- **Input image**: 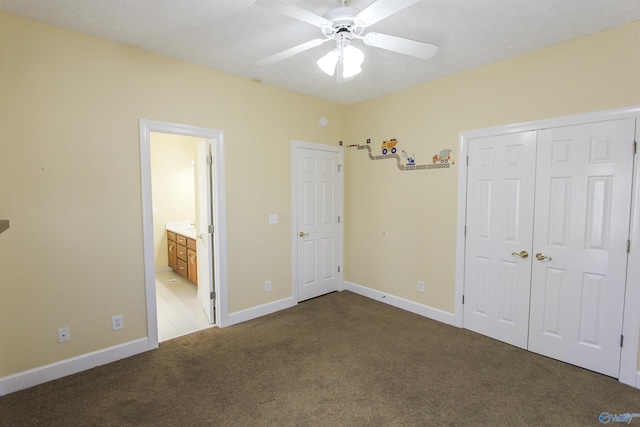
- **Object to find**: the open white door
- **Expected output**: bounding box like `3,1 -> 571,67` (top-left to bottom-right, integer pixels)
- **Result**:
195,139 -> 215,324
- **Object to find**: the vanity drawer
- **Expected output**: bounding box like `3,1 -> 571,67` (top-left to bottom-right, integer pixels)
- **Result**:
176,244 -> 187,261
187,238 -> 197,251
176,258 -> 188,277
167,231 -> 177,242
176,234 -> 187,246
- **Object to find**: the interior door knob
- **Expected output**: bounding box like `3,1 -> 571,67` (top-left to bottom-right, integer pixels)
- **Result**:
535,253 -> 552,261
299,232 -> 309,237
511,250 -> 529,259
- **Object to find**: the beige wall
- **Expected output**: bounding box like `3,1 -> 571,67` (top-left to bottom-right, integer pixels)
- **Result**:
149,133 -> 198,271
0,11 -> 346,377
1,9 -> 638,380
344,21 -> 640,365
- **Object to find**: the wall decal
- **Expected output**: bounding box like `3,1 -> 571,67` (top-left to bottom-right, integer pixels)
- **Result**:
348,139 -> 454,171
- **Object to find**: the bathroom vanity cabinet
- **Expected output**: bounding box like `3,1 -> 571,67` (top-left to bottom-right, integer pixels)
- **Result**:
167,230 -> 197,285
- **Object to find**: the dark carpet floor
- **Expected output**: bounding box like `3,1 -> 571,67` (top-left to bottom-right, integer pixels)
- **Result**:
1,291 -> 639,426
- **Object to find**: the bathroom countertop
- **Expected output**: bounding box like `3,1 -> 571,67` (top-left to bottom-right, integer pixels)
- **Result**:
166,221 -> 196,240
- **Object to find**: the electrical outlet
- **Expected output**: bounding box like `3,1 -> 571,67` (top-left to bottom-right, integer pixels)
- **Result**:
265,280 -> 272,292
112,315 -> 124,331
57,327 -> 70,343
418,281 -> 425,292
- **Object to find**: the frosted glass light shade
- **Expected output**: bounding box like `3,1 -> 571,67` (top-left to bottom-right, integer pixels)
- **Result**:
317,49 -> 340,76
342,45 -> 364,79
316,45 -> 364,79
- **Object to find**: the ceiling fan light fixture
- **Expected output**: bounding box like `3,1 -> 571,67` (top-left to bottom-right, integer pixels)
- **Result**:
317,44 -> 364,79
317,48 -> 340,76
341,44 -> 364,79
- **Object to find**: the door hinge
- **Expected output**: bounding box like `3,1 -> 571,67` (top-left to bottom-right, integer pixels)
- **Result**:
620,334 -> 624,347
633,141 -> 637,155
462,295 -> 465,305
338,164 -> 342,172
464,226 -> 467,237
466,156 -> 469,166
206,155 -> 213,165
208,225 -> 214,233
338,266 -> 341,273
210,291 -> 215,301
627,240 -> 631,253
338,216 -> 341,223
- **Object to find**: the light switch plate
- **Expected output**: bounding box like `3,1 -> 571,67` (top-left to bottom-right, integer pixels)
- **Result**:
269,214 -> 278,224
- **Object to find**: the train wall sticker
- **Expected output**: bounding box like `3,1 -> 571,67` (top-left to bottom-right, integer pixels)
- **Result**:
347,138 -> 454,171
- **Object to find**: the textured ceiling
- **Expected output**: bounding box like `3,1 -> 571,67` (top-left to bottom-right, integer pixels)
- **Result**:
1,0 -> 639,105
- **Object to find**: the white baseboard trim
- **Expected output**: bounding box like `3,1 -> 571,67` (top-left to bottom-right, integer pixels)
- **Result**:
224,297 -> 296,328
0,338 -> 150,397
343,281 -> 457,327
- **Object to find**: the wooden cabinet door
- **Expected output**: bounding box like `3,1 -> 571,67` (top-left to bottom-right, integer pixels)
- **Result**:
188,249 -> 198,285
168,240 -> 177,271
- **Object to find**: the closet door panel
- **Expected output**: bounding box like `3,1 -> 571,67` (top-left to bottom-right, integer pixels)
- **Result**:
463,131 -> 537,349
528,119 -> 635,377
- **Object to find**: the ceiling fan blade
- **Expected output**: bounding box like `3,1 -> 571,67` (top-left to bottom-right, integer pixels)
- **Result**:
258,38 -> 330,66
254,0 -> 330,28
355,0 -> 423,27
363,32 -> 438,59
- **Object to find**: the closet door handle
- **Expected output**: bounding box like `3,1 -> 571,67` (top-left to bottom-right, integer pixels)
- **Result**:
535,253 -> 552,261
511,250 -> 529,259
299,232 -> 309,237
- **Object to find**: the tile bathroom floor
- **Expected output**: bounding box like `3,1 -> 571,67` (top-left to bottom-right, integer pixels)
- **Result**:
156,270 -> 214,342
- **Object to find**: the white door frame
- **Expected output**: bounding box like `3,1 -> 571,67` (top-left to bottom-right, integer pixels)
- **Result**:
455,106 -> 640,388
291,140 -> 344,302
195,139 -> 216,323
139,119 -> 229,350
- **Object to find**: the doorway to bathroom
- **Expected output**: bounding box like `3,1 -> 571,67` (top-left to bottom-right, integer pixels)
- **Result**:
140,119 -> 228,348
150,132 -> 213,341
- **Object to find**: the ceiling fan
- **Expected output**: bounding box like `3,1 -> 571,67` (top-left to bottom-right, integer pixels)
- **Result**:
255,0 -> 438,81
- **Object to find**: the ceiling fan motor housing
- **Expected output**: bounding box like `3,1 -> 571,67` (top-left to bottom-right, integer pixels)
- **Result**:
322,6 -> 364,39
